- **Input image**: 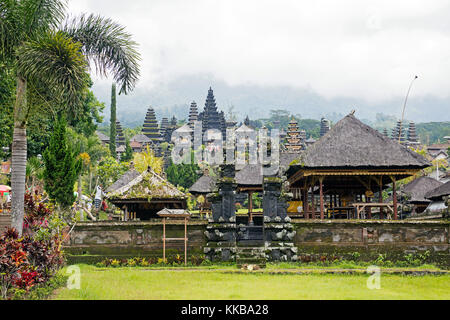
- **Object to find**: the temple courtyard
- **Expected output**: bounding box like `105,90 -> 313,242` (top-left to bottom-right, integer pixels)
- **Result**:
52,265 -> 450,300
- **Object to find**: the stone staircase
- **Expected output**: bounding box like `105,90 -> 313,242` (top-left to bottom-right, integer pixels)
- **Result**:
236,225 -> 266,268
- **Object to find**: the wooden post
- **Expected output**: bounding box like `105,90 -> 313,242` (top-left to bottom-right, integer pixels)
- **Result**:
392,177 -> 398,220
184,217 -> 187,266
163,217 -> 166,262
319,177 -> 324,220
379,178 -> 384,220
311,183 -> 316,219
305,187 -> 309,220
248,191 -> 253,224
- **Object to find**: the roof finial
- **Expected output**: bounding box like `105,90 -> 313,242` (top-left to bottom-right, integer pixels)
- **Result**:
350,110 -> 356,115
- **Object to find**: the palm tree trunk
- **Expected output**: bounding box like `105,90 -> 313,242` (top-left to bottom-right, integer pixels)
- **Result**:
10,77 -> 28,236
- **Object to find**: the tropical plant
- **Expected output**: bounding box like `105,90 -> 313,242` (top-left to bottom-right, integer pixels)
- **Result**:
133,145 -> 163,174
0,0 -> 140,235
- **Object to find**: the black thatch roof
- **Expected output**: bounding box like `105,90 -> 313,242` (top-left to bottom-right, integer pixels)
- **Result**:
425,181 -> 450,200
236,164 -> 263,186
189,175 -> 216,194
106,168 -> 186,201
291,114 -> 430,169
401,176 -> 443,203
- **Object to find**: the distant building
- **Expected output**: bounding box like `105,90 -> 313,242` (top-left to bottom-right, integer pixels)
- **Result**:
188,102 -> 199,129
116,120 -> 126,147
96,131 -> 110,146
319,118 -> 330,137
198,87 -> 227,140
285,117 -> 304,152
142,107 -> 162,144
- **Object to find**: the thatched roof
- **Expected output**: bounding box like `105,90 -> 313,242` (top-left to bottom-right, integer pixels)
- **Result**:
107,168 -> 186,201
96,131 -> 110,142
236,164 -> 263,186
425,181 -> 450,200
291,114 -> 430,169
189,175 -> 217,194
157,208 -> 191,218
401,176 -> 443,203
131,134 -> 152,144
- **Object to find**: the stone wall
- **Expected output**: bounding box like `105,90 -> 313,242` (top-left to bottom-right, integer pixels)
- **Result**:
292,220 -> 449,266
64,220 -> 207,264
64,219 -> 449,266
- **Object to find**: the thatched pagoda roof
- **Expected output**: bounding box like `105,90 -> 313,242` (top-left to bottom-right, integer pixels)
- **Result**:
106,168 -> 186,201
290,114 -> 430,170
401,176 -> 443,203
425,181 -> 450,200
236,164 -> 263,186
189,175 -> 217,194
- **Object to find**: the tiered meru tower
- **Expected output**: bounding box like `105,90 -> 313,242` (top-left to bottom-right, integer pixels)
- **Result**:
285,118 -> 304,152
142,107 -> 162,144
116,120 -> 125,146
188,102 -> 199,129
391,120 -> 406,144
407,121 -> 419,146
198,87 -> 227,139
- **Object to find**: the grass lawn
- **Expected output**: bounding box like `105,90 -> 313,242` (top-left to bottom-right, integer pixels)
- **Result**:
53,265 -> 450,300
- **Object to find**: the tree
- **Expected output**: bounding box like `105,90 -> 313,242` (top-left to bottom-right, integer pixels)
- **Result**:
1,1 -> 140,235
42,117 -> 81,209
121,139 -> 133,162
97,156 -> 129,189
109,83 -> 117,157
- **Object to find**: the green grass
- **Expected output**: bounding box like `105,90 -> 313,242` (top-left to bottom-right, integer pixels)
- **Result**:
53,265 -> 450,300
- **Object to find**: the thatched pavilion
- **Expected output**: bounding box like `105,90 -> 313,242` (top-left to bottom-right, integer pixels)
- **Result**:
425,181 -> 450,214
189,172 -> 217,215
106,168 -> 187,221
235,164 -> 264,224
400,176 -> 443,215
286,113 -> 430,220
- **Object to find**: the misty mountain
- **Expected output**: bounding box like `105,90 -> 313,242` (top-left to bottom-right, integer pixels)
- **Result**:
91,74 -> 450,128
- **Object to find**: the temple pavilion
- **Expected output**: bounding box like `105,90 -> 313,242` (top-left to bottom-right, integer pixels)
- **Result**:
106,167 -> 187,221
399,176 -> 443,215
285,113 -> 430,220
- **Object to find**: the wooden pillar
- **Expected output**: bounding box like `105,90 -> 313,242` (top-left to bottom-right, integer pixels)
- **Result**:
248,191 -> 253,224
392,177 -> 398,220
379,178 -> 384,220
311,186 -> 316,219
162,217 -> 166,262
305,187 -> 310,220
184,217 -> 187,266
319,177 -> 325,220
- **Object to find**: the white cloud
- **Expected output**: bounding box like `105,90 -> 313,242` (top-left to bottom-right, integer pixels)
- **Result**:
68,0 -> 450,103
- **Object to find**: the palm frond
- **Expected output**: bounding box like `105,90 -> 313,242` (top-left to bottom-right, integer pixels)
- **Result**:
0,0 -> 21,60
16,30 -> 89,110
62,13 -> 141,95
19,0 -> 67,36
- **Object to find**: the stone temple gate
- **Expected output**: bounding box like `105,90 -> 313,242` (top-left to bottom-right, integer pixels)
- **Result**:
204,164 -> 298,267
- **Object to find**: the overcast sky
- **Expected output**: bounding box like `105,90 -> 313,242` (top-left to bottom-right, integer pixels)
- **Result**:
67,0 -> 450,121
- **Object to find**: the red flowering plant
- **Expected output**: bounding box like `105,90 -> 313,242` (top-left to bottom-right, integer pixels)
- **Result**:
0,192 -> 67,299
0,229 -> 29,299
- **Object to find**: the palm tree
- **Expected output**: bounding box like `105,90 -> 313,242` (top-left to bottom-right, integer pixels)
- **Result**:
0,0 -> 140,235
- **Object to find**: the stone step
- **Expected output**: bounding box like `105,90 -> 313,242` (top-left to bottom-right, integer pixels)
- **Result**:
236,240 -> 265,247
237,257 -> 267,269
